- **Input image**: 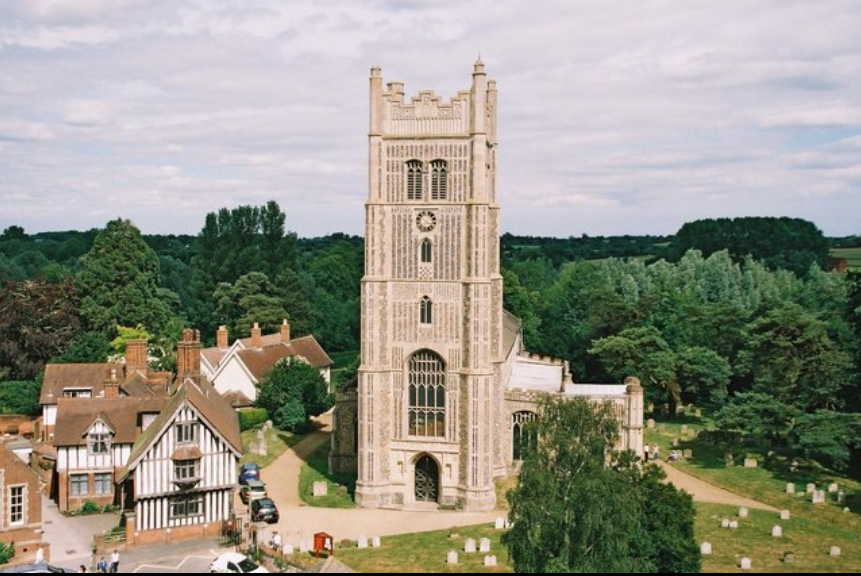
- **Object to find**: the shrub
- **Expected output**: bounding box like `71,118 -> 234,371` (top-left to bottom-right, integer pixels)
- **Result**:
79,501 -> 101,515
0,542 -> 14,565
239,409 -> 270,432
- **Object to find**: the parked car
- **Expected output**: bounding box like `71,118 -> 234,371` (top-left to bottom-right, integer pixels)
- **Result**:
251,498 -> 280,524
239,463 -> 260,485
0,563 -> 73,574
210,552 -> 269,574
240,480 -> 267,504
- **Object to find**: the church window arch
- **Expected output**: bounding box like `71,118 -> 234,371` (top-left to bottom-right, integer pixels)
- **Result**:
430,160 -> 448,200
408,351 -> 446,438
420,296 -> 433,325
421,239 -> 433,264
512,411 -> 537,462
406,160 -> 424,201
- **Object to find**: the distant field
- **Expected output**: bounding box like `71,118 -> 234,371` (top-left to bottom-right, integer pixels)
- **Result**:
831,248 -> 861,269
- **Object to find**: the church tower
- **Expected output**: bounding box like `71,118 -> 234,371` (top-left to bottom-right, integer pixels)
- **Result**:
356,61 -> 503,511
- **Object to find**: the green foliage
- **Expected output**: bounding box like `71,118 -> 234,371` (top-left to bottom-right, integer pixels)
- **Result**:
238,408 -> 270,432
670,217 -> 829,277
714,392 -> 799,447
676,347 -> 732,406
110,325 -> 151,355
78,219 -> 175,335
54,332 -> 110,364
215,272 -> 288,337
0,381 -> 41,416
0,541 -> 14,565
256,360 -> 333,432
792,411 -> 861,471
504,397 -> 699,573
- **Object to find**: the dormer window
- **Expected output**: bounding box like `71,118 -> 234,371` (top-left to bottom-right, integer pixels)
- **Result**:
175,460 -> 200,483
89,432 -> 110,455
64,388 -> 93,399
176,422 -> 199,445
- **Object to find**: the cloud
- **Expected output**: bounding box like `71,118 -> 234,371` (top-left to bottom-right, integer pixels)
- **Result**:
0,119 -> 55,142
762,104 -> 861,128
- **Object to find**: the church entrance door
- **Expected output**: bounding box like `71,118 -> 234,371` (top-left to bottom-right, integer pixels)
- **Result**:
415,455 -> 440,503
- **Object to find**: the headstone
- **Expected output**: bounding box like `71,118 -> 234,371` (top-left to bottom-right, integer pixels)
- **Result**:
700,542 -> 712,556
683,450 -> 694,460
744,458 -> 758,469
738,507 -> 749,519
725,454 -> 735,467
694,409 -> 702,417
786,483 -> 796,495
495,517 -> 506,530
772,525 -> 783,538
480,538 -> 491,553
647,419 -> 656,429
370,537 -> 380,549
681,425 -> 689,436
484,556 -> 498,567
780,510 -> 791,521
844,507 -> 851,514
838,491 -> 846,504
740,558 -> 752,571
299,541 -> 309,554
830,546 -> 842,558
447,551 -> 459,565
721,519 -> 731,529
265,420 -> 273,431
257,429 -> 267,457
312,481 -> 329,498
284,544 -> 294,556
783,552 -> 795,564
828,483 -> 839,494
358,536 -> 369,549
464,539 -> 477,554
730,521 -> 739,530
813,490 -> 826,505
673,438 -> 681,448
806,483 -> 816,495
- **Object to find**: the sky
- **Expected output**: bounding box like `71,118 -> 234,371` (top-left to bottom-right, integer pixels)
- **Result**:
0,0 -> 860,238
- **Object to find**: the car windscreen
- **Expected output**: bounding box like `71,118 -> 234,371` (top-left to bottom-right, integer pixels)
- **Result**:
238,559 -> 260,572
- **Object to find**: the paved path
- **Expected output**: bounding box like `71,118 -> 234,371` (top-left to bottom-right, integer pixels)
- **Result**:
659,462 -> 777,511
258,413 -> 498,547
41,496 -> 120,563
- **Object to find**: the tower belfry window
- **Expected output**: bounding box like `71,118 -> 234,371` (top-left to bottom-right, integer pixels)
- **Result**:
407,160 -> 424,201
421,239 -> 433,264
420,296 -> 433,325
408,351 -> 446,438
430,160 -> 448,200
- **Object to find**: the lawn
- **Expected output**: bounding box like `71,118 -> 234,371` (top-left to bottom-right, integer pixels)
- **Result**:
240,426 -> 297,469
335,524 -> 511,573
298,443 -> 357,508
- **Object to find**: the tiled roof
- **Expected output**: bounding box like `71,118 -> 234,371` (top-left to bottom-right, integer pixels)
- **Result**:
40,363 -> 121,404
236,336 -> 334,381
52,396 -> 170,447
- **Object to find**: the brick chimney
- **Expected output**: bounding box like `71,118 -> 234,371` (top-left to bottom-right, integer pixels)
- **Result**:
280,319 -> 291,343
217,325 -> 229,350
251,323 -> 262,349
177,329 -> 201,379
126,340 -> 148,373
104,369 -> 120,399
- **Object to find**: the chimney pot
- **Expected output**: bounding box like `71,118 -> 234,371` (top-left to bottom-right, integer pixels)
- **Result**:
281,319 -> 291,343
217,325 -> 229,350
251,323 -> 263,349
125,340 -> 148,373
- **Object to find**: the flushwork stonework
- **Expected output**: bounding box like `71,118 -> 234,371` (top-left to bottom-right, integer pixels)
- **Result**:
330,62 -> 644,512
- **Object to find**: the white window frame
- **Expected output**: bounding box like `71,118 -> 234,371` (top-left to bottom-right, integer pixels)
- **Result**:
88,432 -> 111,456
9,485 -> 25,527
175,422 -> 199,446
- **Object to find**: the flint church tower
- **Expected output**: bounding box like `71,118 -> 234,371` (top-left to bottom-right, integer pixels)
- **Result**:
356,60 -> 503,511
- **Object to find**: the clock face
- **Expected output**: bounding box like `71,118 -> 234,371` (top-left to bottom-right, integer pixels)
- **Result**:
416,211 -> 437,232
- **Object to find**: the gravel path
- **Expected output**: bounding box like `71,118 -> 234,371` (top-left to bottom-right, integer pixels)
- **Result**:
659,462 -> 777,511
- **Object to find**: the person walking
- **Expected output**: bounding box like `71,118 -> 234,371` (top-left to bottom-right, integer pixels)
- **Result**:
644,444 -> 651,463
110,550 -> 120,574
97,557 -> 109,573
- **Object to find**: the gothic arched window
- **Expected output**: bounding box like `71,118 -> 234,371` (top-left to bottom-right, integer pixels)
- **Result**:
430,160 -> 448,201
420,296 -> 433,325
407,160 -> 424,201
421,239 -> 433,264
512,411 -> 537,462
408,350 -> 446,438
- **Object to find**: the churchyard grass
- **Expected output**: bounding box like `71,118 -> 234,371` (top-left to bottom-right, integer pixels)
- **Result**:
299,443 -> 356,508
335,524 -> 511,573
240,427 -> 296,469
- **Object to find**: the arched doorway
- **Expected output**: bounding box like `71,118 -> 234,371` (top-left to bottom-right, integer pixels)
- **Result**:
414,455 -> 440,503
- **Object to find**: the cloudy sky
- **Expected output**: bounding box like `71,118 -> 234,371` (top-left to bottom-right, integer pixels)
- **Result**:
1,0 -> 860,238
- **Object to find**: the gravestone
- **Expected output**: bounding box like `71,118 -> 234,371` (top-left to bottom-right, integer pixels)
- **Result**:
358,536 -> 369,549
772,525 -> 783,538
313,481 -> 329,498
786,483 -> 795,495
480,538 -> 491,553
447,551 -> 459,565
813,491 -> 826,505
694,409 -> 702,417
683,449 -> 694,460
681,425 -> 689,436
730,521 -> 739,530
828,483 -> 839,494
744,458 -> 758,469
738,507 -> 749,519
647,419 -> 656,429
838,492 -> 846,504
780,510 -> 791,521
464,539 -> 477,554
284,544 -> 294,556
721,519 -> 731,529
700,542 -> 712,556
740,558 -> 752,571
372,537 -> 381,549
831,546 -> 842,558
257,429 -> 267,457
725,454 -> 735,467
495,517 -> 506,530
299,541 -> 309,554
806,483 -> 816,494
673,438 -> 681,448
484,556 -> 498,567
783,552 -> 795,564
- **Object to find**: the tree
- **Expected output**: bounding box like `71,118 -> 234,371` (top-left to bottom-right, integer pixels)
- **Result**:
214,272 -> 288,337
256,361 -> 332,432
54,332 -> 110,364
78,219 -> 175,335
714,393 -> 798,447
793,411 -> 861,471
676,347 -> 732,406
0,279 -> 82,380
1,226 -> 26,241
0,381 -> 41,416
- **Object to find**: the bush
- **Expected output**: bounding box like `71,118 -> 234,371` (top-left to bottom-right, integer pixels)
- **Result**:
0,381 -> 41,416
80,501 -> 101,515
239,408 -> 270,432
0,542 -> 14,565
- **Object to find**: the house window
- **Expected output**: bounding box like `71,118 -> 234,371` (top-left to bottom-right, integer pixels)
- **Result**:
89,432 -> 110,455
406,160 -> 424,200
176,422 -> 199,445
175,460 -> 200,482
94,474 -> 112,496
170,494 -> 203,519
420,297 -> 433,325
71,474 -> 89,497
430,160 -> 448,200
63,389 -> 92,399
421,239 -> 433,264
408,351 -> 446,438
9,486 -> 24,526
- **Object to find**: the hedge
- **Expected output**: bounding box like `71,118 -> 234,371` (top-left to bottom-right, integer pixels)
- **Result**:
239,409 -> 270,432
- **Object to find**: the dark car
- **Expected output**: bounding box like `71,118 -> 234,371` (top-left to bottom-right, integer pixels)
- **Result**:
251,498 -> 280,524
0,563 -> 73,574
239,463 -> 260,485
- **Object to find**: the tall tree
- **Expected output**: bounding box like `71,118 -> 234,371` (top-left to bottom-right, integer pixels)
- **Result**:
77,219 -> 175,335
256,360 -> 333,432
